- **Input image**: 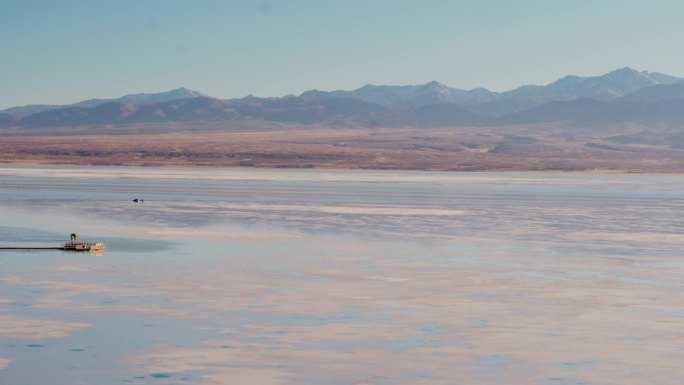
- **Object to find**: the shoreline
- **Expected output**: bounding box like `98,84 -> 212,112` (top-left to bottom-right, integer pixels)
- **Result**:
2,124 -> 683,175
1,160 -> 683,176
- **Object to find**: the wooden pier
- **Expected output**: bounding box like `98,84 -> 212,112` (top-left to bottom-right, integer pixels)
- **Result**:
0,233 -> 106,252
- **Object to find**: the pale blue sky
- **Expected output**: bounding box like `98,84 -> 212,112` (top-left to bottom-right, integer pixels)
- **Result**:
2,0 -> 683,108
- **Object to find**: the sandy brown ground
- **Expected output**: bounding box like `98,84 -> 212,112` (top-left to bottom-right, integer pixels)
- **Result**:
2,122 -> 683,172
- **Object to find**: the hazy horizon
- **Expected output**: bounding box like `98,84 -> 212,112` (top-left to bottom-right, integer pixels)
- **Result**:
2,66 -> 681,109
2,0 -> 684,109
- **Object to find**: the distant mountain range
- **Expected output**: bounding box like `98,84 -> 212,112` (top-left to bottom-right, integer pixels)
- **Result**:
2,68 -> 684,129
302,67 -> 683,115
1,88 -> 204,117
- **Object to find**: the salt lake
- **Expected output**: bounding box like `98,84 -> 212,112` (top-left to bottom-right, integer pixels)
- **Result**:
0,166 -> 683,385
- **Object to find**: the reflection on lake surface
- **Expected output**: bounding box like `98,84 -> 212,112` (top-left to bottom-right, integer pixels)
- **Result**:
0,166 -> 683,385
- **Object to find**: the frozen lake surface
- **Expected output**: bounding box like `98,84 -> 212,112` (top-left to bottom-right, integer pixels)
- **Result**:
0,166 -> 683,385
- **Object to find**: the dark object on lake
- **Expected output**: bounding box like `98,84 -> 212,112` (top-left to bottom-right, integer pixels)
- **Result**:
133,198 -> 139,202
133,198 -> 144,203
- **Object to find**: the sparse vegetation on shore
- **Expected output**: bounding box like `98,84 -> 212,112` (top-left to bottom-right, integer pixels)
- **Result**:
1,122 -> 683,173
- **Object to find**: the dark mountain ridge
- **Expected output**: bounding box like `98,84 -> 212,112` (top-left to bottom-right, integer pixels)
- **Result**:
1,87 -> 204,117
298,67 -> 683,115
3,68 -> 684,129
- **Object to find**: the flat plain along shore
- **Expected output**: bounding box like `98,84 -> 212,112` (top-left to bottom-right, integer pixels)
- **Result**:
0,165 -> 683,385
2,122 -> 684,172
